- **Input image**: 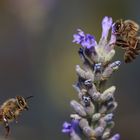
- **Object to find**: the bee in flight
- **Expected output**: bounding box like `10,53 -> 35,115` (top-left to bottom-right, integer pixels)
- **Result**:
0,96 -> 33,137
112,19 -> 140,63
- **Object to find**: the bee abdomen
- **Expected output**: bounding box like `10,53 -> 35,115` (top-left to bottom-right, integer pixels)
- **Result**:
124,47 -> 140,63
3,109 -> 16,121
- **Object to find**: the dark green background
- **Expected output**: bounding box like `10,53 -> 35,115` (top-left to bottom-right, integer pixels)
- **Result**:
0,0 -> 139,139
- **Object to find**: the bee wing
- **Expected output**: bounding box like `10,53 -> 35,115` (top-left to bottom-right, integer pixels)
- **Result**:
124,20 -> 139,31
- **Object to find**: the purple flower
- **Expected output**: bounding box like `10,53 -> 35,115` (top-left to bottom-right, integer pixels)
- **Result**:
108,33 -> 116,46
62,122 -> 72,133
111,133 -> 120,140
101,16 -> 113,39
73,29 -> 97,49
73,29 -> 85,44
62,119 -> 79,134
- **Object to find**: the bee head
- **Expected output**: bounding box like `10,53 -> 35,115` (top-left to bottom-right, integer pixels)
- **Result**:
16,96 -> 29,110
112,19 -> 124,34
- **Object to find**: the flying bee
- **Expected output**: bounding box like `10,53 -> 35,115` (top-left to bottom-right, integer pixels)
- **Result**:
112,19 -> 140,63
0,96 -> 33,137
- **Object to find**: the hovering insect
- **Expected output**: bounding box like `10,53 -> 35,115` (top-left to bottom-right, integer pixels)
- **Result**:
112,19 -> 140,63
0,96 -> 33,137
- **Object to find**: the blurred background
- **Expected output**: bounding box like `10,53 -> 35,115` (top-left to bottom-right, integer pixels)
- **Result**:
0,0 -> 140,139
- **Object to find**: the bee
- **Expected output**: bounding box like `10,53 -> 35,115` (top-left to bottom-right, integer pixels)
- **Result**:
112,19 -> 140,63
0,96 -> 33,137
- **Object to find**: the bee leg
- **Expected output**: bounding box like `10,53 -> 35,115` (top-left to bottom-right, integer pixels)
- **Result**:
15,118 -> 18,123
137,36 -> 140,43
135,43 -> 140,53
3,116 -> 10,137
116,39 -> 129,48
124,49 -> 136,63
9,110 -> 18,123
129,48 -> 139,55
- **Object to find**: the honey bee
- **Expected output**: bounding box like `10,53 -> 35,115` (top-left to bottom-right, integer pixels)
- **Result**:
0,96 -> 33,137
112,19 -> 140,63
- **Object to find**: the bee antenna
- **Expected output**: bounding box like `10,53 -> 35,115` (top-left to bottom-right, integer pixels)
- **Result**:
25,96 -> 34,100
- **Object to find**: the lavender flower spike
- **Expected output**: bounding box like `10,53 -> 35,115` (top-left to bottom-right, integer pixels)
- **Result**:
62,16 -> 122,140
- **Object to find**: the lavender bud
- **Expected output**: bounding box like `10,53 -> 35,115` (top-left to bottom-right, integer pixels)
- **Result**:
76,65 -> 94,81
107,101 -> 118,113
101,60 -> 120,80
99,118 -> 107,128
100,86 -> 116,102
70,131 -> 81,140
70,114 -> 81,120
70,100 -> 87,117
94,126 -> 104,137
79,119 -> 89,128
73,85 -> 87,100
104,113 -> 114,122
92,113 -> 101,122
109,133 -> 120,140
82,126 -> 96,139
101,16 -> 113,39
102,131 -> 110,139
91,92 -> 101,101
72,84 -> 81,93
